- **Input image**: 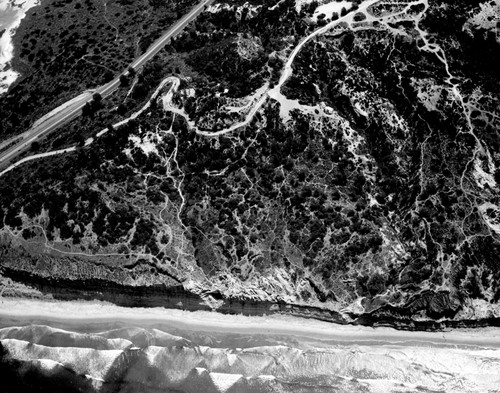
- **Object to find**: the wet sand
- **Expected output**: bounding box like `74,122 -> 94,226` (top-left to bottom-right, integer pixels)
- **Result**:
1,298 -> 499,349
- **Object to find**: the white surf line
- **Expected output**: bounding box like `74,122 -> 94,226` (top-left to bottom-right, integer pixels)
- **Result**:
1,298 -> 500,349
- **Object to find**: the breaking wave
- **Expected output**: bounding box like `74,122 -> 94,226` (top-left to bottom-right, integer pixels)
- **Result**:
1,324 -> 500,392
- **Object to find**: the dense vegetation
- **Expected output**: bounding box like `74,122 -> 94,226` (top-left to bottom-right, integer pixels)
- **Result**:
0,0 -> 197,140
1,0 -> 499,321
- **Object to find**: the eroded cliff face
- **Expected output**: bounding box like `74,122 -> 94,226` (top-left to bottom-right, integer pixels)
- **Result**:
1,237 -> 499,330
1,0 -> 500,330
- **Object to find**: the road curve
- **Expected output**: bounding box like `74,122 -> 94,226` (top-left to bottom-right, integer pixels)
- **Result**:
0,0 -> 213,170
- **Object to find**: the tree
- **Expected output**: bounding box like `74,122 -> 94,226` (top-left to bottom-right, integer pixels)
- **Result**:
92,92 -> 103,110
340,7 -> 347,16
117,103 -> 127,115
127,66 -> 136,77
120,74 -> 129,86
307,0 -> 318,14
81,102 -> 92,116
102,70 -> 114,83
30,141 -> 40,151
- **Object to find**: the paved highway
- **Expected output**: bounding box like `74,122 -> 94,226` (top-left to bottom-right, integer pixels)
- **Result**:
0,0 -> 213,169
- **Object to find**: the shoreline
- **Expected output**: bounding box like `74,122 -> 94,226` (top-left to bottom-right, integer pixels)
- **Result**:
3,266 -> 500,333
0,0 -> 40,94
1,298 -> 500,349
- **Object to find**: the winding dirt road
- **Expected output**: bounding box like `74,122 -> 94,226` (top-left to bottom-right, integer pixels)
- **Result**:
0,0 -> 447,177
0,0 -> 213,169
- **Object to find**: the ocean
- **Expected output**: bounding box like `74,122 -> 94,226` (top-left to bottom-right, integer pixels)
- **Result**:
0,0 -> 39,93
1,299 -> 500,392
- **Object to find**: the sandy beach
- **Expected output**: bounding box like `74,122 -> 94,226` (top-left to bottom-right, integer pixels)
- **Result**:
1,298 -> 500,348
2,299 -> 500,392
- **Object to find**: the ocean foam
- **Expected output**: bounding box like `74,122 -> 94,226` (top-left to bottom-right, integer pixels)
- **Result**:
0,0 -> 40,94
1,316 -> 500,393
